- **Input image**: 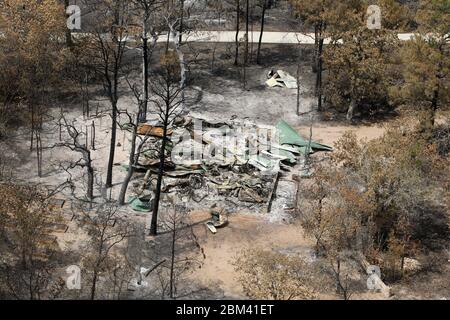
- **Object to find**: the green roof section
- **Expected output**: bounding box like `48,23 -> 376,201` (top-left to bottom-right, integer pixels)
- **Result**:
276,120 -> 333,152
128,196 -> 152,212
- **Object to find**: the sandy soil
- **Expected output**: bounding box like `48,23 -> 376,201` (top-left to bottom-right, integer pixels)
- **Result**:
185,211 -> 391,300
187,211 -> 314,299
296,121 -> 387,148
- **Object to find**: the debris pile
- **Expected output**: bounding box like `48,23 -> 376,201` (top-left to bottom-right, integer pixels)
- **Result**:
127,116 -> 332,218
266,69 -> 298,89
205,205 -> 229,234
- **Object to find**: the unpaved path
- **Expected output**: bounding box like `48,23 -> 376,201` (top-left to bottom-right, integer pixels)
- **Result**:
296,121 -> 387,148
188,211 -> 313,299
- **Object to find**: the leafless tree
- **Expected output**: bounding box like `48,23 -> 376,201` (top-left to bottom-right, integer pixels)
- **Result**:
77,201 -> 133,300
165,15 -> 189,113
256,0 -> 268,64
148,50 -> 185,236
156,200 -> 204,299
52,114 -> 95,201
117,80 -> 154,205
234,0 -> 241,66
82,0 -> 131,189
327,252 -> 356,300
245,0 -> 250,64
132,0 -> 162,122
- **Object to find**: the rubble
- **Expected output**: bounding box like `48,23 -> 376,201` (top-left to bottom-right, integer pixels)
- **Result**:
205,206 -> 229,234
137,123 -> 173,138
128,116 -> 332,218
205,221 -> 217,234
266,69 -> 298,89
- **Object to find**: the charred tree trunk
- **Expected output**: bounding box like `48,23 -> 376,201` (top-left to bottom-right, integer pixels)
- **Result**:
234,0 -> 240,66
30,104 -> 34,151
105,42 -> 121,189
296,59 -> 301,116
91,121 -> 96,150
169,214 -> 176,299
430,89 -> 439,128
312,25 -> 319,74
140,31 -> 149,123
314,25 -> 323,93
179,0 -> 185,44
245,0 -> 249,64
90,268 -> 98,300
256,0 -> 267,65
87,162 -> 94,201
36,130 -> 42,177
106,99 -> 118,188
118,116 -> 140,205
150,104 -> 170,236
64,0 -> 73,48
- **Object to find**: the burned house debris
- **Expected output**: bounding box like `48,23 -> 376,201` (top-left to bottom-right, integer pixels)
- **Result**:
266,70 -> 299,89
125,116 -> 332,221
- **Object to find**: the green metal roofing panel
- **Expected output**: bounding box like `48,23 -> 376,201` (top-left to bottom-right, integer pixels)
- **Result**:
276,120 -> 333,152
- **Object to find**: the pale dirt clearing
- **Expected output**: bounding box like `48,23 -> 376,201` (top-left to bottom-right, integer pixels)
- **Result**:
187,211 -> 314,299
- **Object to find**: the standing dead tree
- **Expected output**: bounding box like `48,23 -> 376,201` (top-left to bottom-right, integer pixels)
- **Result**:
244,0 -> 250,64
83,0 -> 131,189
299,165 -> 374,299
77,202 -> 133,300
290,0 -> 336,112
117,81 -> 153,205
52,115 -> 95,201
234,0 -> 241,66
178,0 -> 186,44
156,200 -> 204,299
149,51 -> 184,236
0,0 -> 67,176
326,250 -> 356,300
132,0 -> 161,123
165,15 -> 189,115
256,0 -> 268,64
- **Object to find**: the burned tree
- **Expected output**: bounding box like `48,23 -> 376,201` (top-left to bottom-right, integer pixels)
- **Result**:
290,0 -> 336,112
83,0 -> 131,189
256,0 -> 268,65
244,0 -> 250,64
154,199 -> 204,299
149,51 -> 184,236
234,0 -> 241,66
117,82 -> 153,205
77,202 -> 132,300
132,0 -> 160,123
53,115 -> 95,201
